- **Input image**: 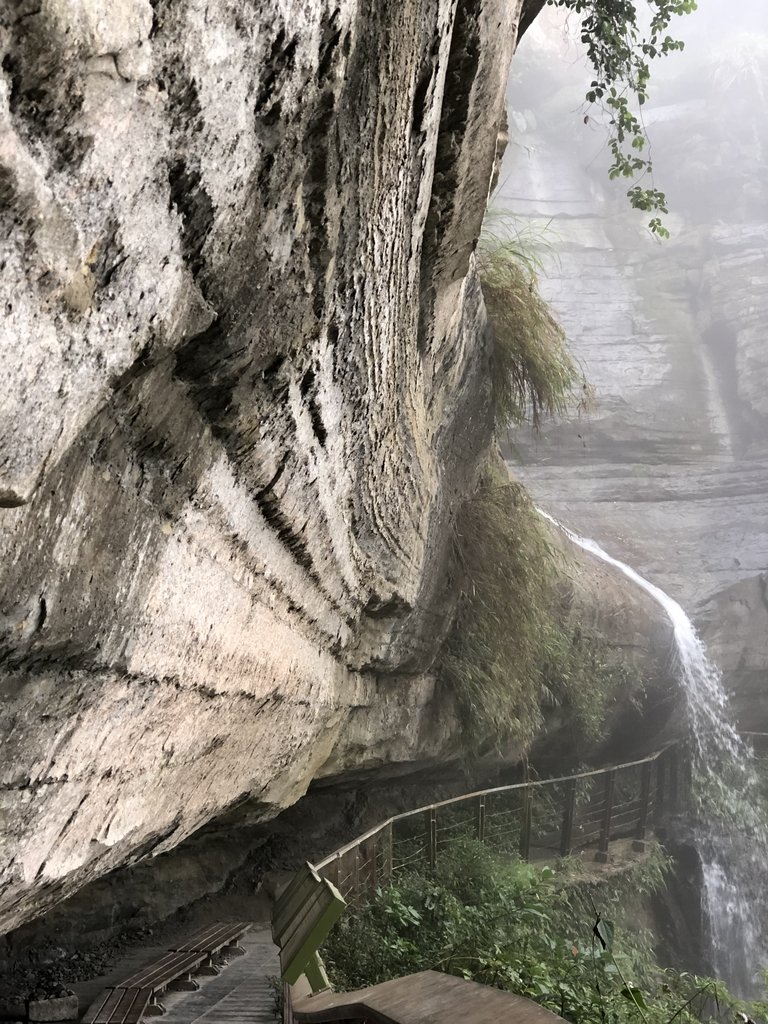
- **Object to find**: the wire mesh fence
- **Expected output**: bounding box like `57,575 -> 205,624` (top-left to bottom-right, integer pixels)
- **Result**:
314,745 -> 680,902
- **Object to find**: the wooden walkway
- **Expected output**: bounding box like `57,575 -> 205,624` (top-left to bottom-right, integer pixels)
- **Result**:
292,970 -> 567,1024
76,927 -> 278,1024
148,929 -> 278,1024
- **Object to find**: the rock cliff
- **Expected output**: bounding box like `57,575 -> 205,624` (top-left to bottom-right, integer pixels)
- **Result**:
0,0 -> 686,941
0,0 -> 522,933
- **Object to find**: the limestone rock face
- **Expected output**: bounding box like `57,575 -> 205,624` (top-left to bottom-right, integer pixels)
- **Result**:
0,0 -> 523,932
698,575 -> 768,735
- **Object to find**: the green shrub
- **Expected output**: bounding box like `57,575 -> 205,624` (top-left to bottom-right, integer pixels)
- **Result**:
441,461 -> 636,753
322,838 -> 768,1024
540,620 -> 646,746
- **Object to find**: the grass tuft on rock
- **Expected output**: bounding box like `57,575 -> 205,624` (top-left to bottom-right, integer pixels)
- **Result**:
477,239 -> 587,432
441,465 -> 559,752
441,459 -> 641,755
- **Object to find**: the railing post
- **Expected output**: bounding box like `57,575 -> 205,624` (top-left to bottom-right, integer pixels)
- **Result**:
560,778 -> 576,858
361,838 -> 377,893
633,761 -> 653,852
595,769 -> 615,864
330,853 -> 341,890
519,786 -> 532,861
383,822 -> 393,884
425,807 -> 437,875
476,795 -> 486,842
352,846 -> 360,900
655,754 -> 667,837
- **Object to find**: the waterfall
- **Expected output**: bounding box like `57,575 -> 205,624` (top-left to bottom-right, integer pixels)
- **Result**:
538,507 -> 768,997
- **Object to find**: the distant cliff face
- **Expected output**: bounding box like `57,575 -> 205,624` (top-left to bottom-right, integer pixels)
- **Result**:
0,0 -> 523,932
499,13 -> 768,720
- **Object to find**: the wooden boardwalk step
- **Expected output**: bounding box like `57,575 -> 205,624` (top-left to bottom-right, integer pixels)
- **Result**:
293,970 -> 569,1024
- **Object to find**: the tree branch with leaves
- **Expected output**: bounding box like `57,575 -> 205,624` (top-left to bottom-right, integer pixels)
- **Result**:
534,0 -> 699,236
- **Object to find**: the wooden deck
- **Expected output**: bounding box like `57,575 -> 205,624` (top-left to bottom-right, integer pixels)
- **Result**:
292,970 -> 568,1024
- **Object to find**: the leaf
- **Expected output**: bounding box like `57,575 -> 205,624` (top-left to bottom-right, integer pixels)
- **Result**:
593,917 -> 615,952
621,985 -> 648,1010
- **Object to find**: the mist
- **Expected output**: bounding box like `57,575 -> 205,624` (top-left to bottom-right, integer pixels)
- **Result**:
494,0 -> 768,996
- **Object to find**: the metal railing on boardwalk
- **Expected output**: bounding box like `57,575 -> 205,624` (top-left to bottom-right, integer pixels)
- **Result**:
312,744 -> 683,903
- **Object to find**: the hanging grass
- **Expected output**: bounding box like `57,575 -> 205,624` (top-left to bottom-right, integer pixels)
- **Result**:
437,225 -> 624,753
476,239 -> 588,432
441,464 -> 561,752
441,461 -> 639,754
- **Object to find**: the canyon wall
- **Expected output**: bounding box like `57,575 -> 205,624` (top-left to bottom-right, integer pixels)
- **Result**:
0,0 -> 687,940
0,0 -> 522,933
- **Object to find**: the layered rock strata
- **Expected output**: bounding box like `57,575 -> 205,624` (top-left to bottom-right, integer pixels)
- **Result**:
0,0 -> 522,932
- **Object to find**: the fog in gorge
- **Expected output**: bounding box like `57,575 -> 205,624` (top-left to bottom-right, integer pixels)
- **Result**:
496,1 -> 768,995
497,0 -> 768,737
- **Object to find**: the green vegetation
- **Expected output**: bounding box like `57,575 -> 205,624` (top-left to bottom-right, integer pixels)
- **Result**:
542,619 -> 645,745
552,0 -> 699,236
441,468 -> 557,750
476,239 -> 582,432
440,463 -> 638,753
442,229 -> 637,754
323,838 -> 768,1024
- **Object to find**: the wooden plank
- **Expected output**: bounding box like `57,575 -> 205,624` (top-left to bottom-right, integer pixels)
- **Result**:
274,866 -> 324,942
292,970 -> 569,1024
118,950 -> 204,990
82,990 -> 123,1024
110,989 -> 150,1024
279,886 -> 334,965
82,989 -> 150,1024
281,888 -> 346,986
121,990 -> 151,1024
171,921 -> 251,953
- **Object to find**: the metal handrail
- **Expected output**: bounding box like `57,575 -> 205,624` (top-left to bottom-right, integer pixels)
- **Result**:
284,744 -> 682,1022
314,744 -> 675,872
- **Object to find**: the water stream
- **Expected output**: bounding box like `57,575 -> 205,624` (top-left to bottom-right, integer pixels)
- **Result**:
538,507 -> 768,997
